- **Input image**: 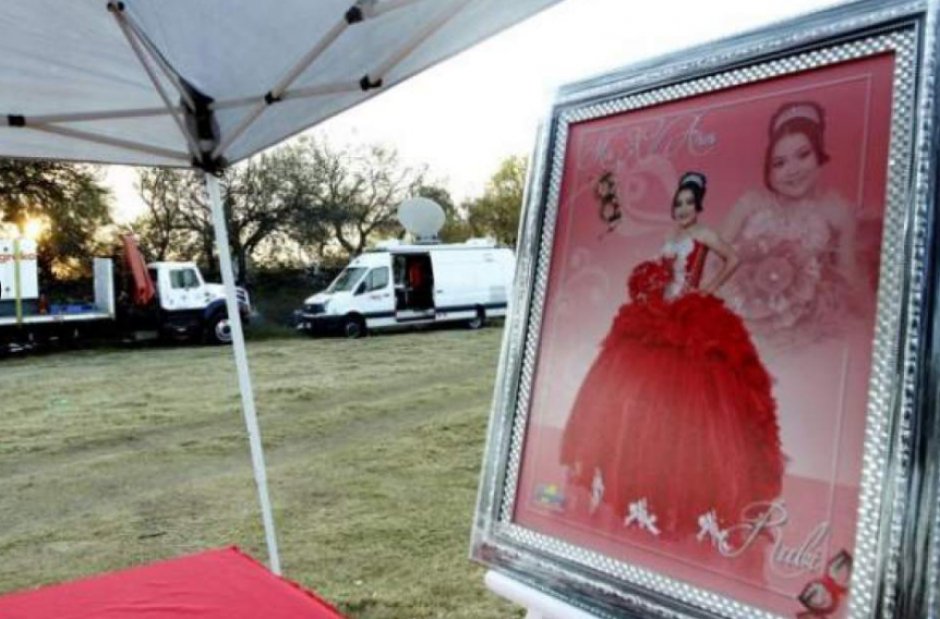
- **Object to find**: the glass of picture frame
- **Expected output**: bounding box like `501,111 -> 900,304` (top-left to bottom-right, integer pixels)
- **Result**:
471,1 -> 940,617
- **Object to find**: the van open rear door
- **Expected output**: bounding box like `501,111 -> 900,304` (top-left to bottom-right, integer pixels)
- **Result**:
394,253 -> 435,322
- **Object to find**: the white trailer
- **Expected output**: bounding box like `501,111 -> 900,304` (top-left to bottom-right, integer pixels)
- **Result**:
0,240 -> 116,331
298,238 -> 515,338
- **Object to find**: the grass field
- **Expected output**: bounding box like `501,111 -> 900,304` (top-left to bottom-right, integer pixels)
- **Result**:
0,327 -> 522,618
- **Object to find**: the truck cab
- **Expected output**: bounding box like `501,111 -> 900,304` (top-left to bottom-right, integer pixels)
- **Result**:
145,261 -> 251,344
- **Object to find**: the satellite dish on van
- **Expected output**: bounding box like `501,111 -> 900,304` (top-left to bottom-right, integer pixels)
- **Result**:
398,197 -> 445,243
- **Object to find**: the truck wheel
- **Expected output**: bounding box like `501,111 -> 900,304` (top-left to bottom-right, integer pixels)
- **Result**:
207,314 -> 233,345
467,308 -> 486,330
342,316 -> 366,339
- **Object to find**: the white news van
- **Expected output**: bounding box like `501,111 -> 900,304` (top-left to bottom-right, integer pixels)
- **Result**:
298,239 -> 514,338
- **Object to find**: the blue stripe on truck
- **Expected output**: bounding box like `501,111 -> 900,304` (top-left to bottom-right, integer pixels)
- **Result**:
360,302 -> 507,319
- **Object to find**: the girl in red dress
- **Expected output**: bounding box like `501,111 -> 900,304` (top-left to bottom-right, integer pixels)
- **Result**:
560,172 -> 785,539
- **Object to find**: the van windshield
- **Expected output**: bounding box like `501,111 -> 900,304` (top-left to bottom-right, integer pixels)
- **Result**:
327,267 -> 366,293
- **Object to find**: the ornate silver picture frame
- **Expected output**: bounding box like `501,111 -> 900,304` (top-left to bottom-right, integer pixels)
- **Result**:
472,1 -> 940,617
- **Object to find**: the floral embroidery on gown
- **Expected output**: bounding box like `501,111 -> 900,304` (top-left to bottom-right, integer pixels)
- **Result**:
722,190 -> 871,348
560,236 -> 785,538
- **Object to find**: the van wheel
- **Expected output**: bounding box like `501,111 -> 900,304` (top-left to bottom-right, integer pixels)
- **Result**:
206,313 -> 233,345
343,316 -> 366,339
467,308 -> 486,330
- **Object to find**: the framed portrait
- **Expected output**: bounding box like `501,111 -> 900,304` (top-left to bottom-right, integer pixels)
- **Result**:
471,1 -> 940,617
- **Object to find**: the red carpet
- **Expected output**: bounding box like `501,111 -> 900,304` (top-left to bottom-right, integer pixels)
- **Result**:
0,547 -> 344,618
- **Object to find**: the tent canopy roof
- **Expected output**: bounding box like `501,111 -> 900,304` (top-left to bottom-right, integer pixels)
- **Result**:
0,0 -> 561,170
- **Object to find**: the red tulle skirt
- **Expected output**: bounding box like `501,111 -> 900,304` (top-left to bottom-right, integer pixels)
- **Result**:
560,292 -> 785,537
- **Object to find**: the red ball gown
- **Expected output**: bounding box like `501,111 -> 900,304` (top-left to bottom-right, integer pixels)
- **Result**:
560,236 -> 784,538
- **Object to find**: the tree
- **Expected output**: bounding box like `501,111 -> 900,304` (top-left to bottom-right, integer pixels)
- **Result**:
133,144 -> 308,283
289,139 -> 427,258
0,160 -> 112,278
220,145 -> 308,281
466,155 -> 527,247
133,138 -> 441,277
134,168 -> 201,262
413,183 -> 471,243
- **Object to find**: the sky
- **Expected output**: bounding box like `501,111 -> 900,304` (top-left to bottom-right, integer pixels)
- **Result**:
105,0 -> 843,223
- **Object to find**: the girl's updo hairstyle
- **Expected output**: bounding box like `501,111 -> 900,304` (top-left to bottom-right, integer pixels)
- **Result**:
672,171 -> 707,214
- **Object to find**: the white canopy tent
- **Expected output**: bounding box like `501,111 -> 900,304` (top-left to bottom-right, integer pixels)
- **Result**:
0,0 -> 563,577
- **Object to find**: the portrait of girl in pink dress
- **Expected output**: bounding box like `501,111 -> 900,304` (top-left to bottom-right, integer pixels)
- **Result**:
559,172 -> 785,538
721,101 -> 873,349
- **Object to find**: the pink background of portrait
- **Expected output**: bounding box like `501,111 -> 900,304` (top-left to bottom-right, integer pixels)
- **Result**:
511,53 -> 896,617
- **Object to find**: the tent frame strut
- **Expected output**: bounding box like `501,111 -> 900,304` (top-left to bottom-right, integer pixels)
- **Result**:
363,0 -> 475,89
108,2 -> 203,160
21,106 -> 184,124
210,0 -> 468,160
1,75 -> 371,131
107,2 -> 197,112
211,82 -> 362,112
210,0 -> 373,159
2,114 -> 191,162
28,124 -> 191,162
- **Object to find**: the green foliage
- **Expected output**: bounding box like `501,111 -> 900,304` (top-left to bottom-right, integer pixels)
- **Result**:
133,146 -> 307,283
246,264 -> 341,328
0,160 -> 112,278
133,139 -> 433,280
287,138 -> 425,257
415,184 -> 471,244
465,155 -> 527,247
133,168 -> 203,263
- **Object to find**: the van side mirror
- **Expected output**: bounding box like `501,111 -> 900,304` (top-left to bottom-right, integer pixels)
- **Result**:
355,282 -> 366,295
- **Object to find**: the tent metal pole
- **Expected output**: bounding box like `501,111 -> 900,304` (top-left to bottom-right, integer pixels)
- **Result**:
24,106 -> 180,124
369,0 -> 475,83
204,173 -> 282,575
269,20 -> 351,100
110,5 -> 198,112
211,14 -> 352,160
28,124 -> 190,162
211,81 -> 361,112
206,0 -> 444,159
110,7 -> 203,159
